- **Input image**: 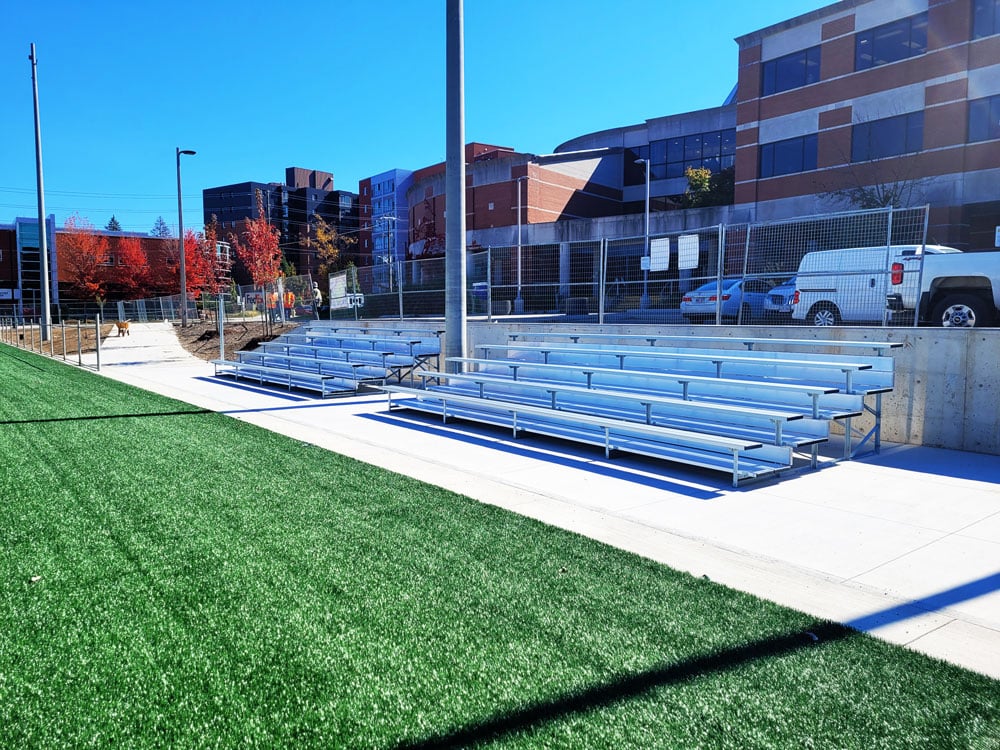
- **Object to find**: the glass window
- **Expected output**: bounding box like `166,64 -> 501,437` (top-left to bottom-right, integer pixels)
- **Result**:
684,135 -> 703,161
856,12 -> 928,70
969,94 -> 1000,141
649,139 -> 667,166
851,112 -> 924,161
759,134 -> 818,178
627,128 -> 737,184
701,131 -> 721,158
721,129 -> 736,155
973,0 -> 1000,37
624,147 -> 647,186
761,45 -> 821,96
666,137 -> 684,164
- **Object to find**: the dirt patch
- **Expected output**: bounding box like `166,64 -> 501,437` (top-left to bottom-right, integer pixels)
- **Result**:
173,320 -> 300,362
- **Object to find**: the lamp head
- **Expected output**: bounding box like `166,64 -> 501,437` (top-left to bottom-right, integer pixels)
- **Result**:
178,149 -> 196,156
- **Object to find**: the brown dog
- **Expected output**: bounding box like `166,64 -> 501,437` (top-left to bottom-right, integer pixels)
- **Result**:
115,320 -> 130,337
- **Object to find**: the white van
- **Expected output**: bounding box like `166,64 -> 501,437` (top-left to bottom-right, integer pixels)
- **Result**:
791,244 -> 959,326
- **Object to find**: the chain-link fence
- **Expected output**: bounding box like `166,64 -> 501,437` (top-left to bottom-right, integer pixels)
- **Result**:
319,205 -> 928,327
11,207 -> 928,330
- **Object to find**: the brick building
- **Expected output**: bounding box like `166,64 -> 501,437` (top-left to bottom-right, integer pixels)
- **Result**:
733,0 -> 1000,249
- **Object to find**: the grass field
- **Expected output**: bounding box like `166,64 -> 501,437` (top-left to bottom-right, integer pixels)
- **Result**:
1,343 -> 997,749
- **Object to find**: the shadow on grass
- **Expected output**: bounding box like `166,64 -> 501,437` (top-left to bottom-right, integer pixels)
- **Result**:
398,571 -> 1000,748
0,409 -> 212,425
396,622 -> 854,749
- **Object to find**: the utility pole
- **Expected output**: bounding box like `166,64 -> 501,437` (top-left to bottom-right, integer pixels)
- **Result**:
29,44 -> 52,342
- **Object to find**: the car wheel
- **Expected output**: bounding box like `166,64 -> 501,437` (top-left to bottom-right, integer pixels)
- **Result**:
809,303 -> 841,327
932,294 -> 994,328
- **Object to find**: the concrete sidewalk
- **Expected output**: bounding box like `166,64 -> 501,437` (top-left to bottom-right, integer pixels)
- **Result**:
83,321 -> 1000,679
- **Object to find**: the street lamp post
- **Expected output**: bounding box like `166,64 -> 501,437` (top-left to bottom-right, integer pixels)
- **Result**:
514,176 -> 527,314
176,147 -> 196,326
635,158 -> 651,310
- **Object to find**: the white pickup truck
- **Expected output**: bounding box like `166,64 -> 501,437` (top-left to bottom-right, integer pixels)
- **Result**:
886,248 -> 1000,327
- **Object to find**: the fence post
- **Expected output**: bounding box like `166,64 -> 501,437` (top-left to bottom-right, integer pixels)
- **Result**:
715,224 -> 726,325
95,313 -> 101,371
397,259 -> 404,321
76,320 -> 82,366
739,223 -> 752,325
486,248 -> 493,322
61,320 -> 67,361
881,207 -> 895,326
598,238 -> 607,325
218,292 -> 225,360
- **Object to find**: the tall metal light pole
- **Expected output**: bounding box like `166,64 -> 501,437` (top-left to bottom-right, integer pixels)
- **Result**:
514,175 -> 527,314
445,0 -> 467,371
635,158 -> 651,309
29,44 -> 52,342
176,148 -> 196,326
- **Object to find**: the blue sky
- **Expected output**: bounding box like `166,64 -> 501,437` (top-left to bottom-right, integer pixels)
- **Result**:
2,1 -> 832,235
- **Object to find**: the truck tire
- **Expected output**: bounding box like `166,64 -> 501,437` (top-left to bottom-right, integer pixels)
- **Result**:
808,303 -> 841,326
931,294 -> 994,328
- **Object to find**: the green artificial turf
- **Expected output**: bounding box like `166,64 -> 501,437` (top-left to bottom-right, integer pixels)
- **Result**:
1,344 -> 997,749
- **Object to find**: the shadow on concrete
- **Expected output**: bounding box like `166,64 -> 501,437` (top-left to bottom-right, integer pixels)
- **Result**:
860,444 -> 1000,484
360,411 -> 724,500
846,571 -> 1000,631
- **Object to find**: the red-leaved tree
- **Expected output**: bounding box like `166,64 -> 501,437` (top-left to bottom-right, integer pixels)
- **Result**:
229,190 -> 281,332
229,190 -> 281,288
110,235 -> 150,299
182,228 -> 215,298
58,214 -> 111,305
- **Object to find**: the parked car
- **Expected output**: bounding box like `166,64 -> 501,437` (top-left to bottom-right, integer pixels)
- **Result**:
680,278 -> 770,323
764,277 -> 797,322
792,244 -> 960,326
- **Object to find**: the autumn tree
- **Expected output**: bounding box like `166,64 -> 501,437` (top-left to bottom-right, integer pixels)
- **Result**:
182,228 -> 215,298
313,213 -> 356,284
58,214 -> 111,307
229,190 -> 282,289
106,215 -> 122,231
229,190 -> 282,332
683,166 -> 735,208
150,216 -> 172,237
111,235 -> 149,298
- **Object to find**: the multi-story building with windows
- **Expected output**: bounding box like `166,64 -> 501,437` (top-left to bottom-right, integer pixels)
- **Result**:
203,167 -> 358,280
734,0 -> 1000,249
359,169 -> 414,270
442,0 -> 995,254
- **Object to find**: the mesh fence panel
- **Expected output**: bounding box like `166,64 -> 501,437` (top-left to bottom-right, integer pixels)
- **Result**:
101,206 -> 930,328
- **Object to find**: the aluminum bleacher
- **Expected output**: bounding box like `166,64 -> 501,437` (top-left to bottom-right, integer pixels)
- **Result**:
211,325 -> 441,397
380,335 -> 900,485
